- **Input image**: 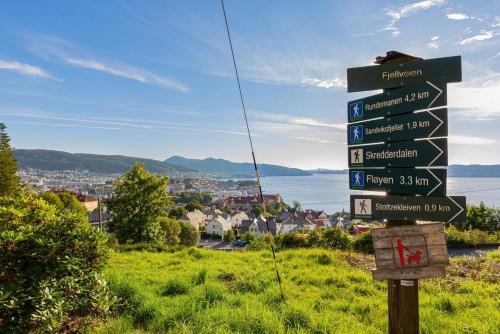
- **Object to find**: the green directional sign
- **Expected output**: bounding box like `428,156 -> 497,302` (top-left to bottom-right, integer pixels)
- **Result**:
348,138 -> 447,168
350,194 -> 466,223
348,108 -> 447,145
347,56 -> 461,92
347,80 -> 446,123
349,168 -> 446,196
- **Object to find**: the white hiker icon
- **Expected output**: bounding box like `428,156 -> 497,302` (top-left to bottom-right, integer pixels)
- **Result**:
353,103 -> 360,117
354,172 -> 362,185
353,126 -> 360,140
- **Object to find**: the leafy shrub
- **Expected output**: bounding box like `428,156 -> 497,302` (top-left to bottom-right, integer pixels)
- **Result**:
115,242 -> 179,252
352,231 -> 373,253
179,221 -> 200,246
279,232 -> 309,248
445,226 -> 498,247
322,229 -> 352,250
0,192 -> 114,333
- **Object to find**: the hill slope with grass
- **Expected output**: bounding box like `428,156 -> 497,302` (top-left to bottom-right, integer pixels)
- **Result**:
94,248 -> 499,333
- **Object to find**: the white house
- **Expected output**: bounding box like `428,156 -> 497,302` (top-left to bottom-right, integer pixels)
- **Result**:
178,209 -> 205,230
206,215 -> 232,236
231,211 -> 249,227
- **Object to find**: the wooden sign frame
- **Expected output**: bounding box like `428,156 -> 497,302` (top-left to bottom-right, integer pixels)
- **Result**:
371,223 -> 449,280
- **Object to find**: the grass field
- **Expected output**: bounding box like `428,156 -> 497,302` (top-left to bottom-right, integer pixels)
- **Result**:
93,248 -> 499,334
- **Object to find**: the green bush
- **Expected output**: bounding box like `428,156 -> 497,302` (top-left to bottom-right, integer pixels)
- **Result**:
322,229 -> 352,250
445,226 -> 498,247
0,192 -> 114,333
353,231 -> 373,253
162,279 -> 190,296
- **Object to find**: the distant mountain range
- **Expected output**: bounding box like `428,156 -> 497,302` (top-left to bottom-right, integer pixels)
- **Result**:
164,156 -> 311,177
13,149 -> 500,178
14,149 -> 191,174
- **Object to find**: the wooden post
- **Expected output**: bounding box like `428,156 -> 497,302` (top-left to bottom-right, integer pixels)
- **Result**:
377,51 -> 422,334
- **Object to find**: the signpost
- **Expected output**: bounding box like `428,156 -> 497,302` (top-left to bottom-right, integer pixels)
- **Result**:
348,80 -> 446,122
348,138 -> 447,168
347,108 -> 447,145
346,51 -> 465,334
349,168 -> 446,196
350,194 -> 466,223
347,55 -> 461,92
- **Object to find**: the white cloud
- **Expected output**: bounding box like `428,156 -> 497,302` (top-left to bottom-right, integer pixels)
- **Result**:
301,78 -> 346,88
0,60 -> 56,80
448,135 -> 497,145
427,36 -> 441,48
447,13 -> 469,20
460,30 -> 497,45
383,0 -> 446,37
63,57 -> 189,92
27,35 -> 188,92
251,112 -> 345,130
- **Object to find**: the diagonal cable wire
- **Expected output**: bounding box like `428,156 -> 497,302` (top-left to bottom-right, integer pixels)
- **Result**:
220,0 -> 284,301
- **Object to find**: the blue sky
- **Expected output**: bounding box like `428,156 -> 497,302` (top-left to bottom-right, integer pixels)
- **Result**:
0,0 -> 499,169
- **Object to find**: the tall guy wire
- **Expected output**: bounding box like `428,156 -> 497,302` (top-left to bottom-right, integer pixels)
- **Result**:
220,0 -> 284,301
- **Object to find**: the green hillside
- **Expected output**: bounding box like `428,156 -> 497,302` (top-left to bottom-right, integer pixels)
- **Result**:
14,149 -> 192,174
94,248 -> 499,333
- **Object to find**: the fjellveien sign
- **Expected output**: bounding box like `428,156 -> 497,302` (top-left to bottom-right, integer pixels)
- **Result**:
347,55 -> 461,92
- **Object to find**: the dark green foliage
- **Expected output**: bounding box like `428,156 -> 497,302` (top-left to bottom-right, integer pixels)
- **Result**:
445,226 -> 498,247
168,206 -> 188,219
0,123 -> 20,196
173,191 -> 213,205
179,221 -> 200,246
322,229 -> 352,250
353,231 -> 374,253
460,202 -> 500,232
279,232 -> 309,248
224,229 -> 235,242
185,200 -> 204,212
41,191 -> 87,215
0,192 -> 113,333
107,163 -> 172,244
159,217 -> 181,245
194,268 -> 208,285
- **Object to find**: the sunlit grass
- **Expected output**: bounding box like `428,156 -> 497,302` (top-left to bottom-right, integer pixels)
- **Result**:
93,248 -> 499,333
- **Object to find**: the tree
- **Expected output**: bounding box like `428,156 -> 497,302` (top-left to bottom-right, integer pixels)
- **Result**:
224,229 -> 235,242
40,191 -> 64,211
292,201 -> 302,212
58,192 -> 88,215
463,202 -> 499,232
185,199 -> 204,212
159,217 -> 181,245
0,123 -> 20,196
179,221 -> 200,246
107,163 -> 172,244
169,206 -> 188,219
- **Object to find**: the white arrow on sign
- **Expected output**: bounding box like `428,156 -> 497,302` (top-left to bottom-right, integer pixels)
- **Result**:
427,139 -> 445,166
427,110 -> 445,138
448,196 -> 465,223
426,168 -> 443,196
426,81 -> 444,109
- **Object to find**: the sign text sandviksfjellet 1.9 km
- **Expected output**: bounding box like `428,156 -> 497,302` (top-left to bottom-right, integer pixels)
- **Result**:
347,108 -> 447,145
347,56 -> 461,92
347,80 -> 446,123
349,168 -> 446,196
348,138 -> 447,168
